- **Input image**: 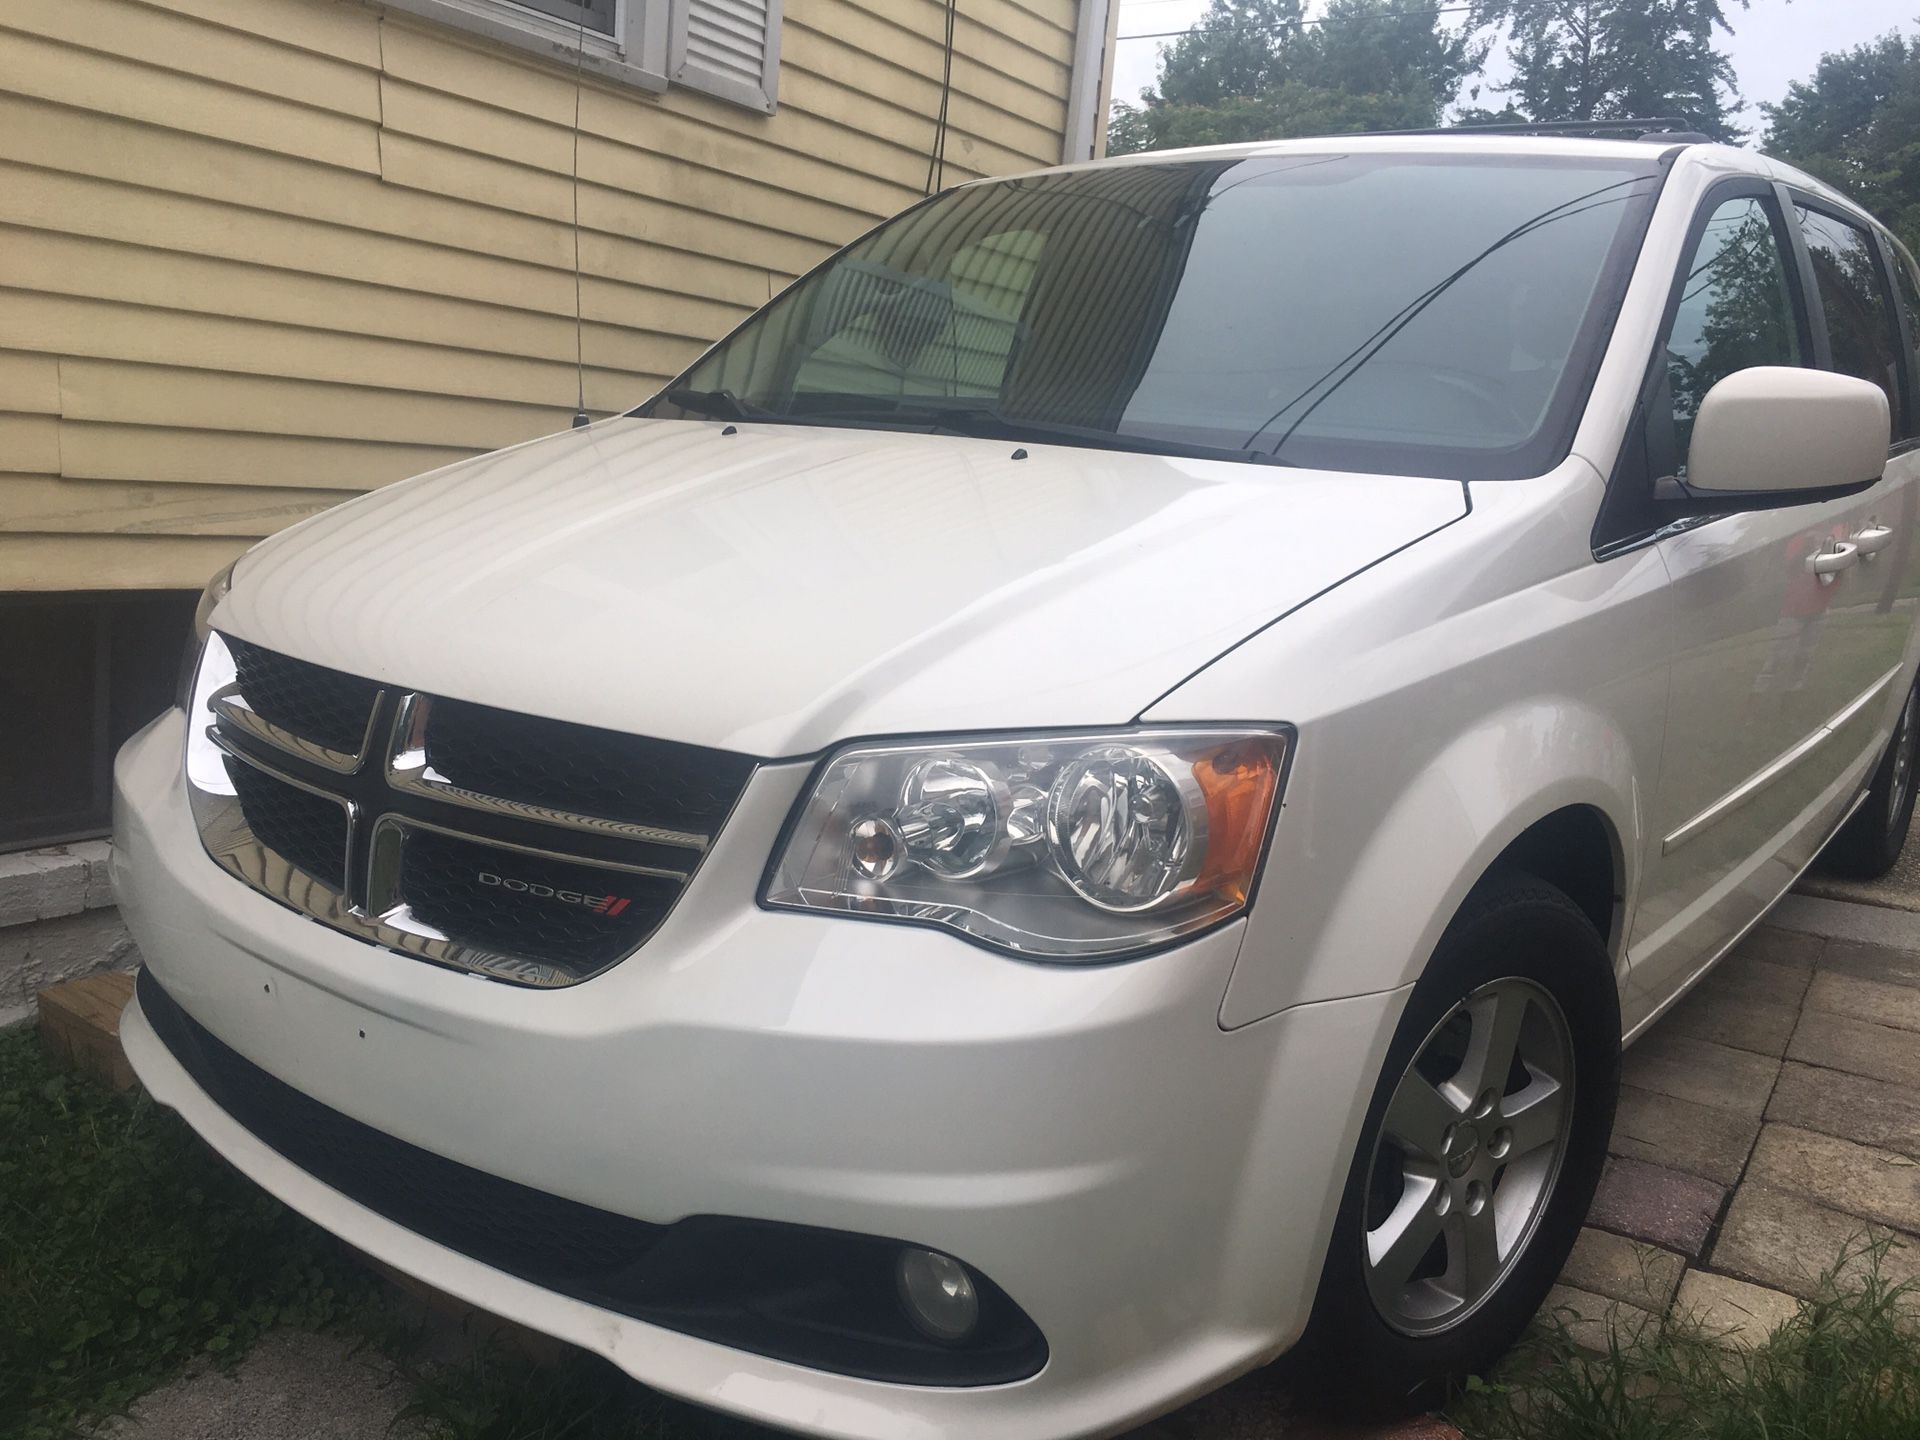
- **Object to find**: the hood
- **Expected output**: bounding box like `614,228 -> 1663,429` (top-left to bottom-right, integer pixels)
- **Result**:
217,418 -> 1467,757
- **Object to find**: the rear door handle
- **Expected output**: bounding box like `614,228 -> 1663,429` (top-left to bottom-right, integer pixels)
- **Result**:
1810,540 -> 1860,583
1854,523 -> 1895,559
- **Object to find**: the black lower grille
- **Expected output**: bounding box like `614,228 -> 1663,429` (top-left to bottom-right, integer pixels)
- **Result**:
398,828 -> 677,973
225,758 -> 349,891
225,634 -> 382,756
138,971 -> 1047,1386
137,969 -> 663,1282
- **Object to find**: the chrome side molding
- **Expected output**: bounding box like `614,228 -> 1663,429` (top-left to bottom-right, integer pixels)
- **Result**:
1662,664 -> 1901,854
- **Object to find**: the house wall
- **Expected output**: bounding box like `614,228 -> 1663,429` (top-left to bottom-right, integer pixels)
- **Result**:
0,0 -> 1090,592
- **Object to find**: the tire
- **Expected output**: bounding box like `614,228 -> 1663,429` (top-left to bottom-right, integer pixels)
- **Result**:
1294,872 -> 1620,1413
1819,674 -> 1920,880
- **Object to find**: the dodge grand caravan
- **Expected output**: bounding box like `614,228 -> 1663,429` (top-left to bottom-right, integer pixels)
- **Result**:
114,133 -> 1920,1437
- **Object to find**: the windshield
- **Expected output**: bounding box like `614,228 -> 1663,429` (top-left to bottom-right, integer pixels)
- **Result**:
644,151 -> 1665,478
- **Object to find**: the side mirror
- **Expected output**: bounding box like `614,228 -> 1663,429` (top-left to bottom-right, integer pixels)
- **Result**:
1664,366 -> 1890,510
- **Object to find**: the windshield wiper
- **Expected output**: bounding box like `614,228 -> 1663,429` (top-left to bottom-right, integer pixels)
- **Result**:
792,401 -> 1291,467
652,385 -> 772,421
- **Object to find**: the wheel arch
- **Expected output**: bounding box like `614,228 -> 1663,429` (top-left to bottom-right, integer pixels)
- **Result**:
1483,803 -> 1625,961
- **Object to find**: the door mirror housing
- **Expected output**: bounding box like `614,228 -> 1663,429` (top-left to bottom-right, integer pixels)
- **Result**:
1658,366 -> 1890,512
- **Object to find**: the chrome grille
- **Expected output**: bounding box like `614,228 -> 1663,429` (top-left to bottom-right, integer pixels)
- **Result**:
424,696 -> 752,835
394,825 -> 684,969
185,633 -> 754,987
225,635 -> 382,757
222,755 -> 350,892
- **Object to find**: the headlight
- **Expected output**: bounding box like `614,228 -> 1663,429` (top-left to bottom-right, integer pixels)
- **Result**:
176,558 -> 238,710
764,728 -> 1289,960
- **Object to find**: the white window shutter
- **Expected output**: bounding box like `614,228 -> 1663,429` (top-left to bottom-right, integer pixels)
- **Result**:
669,0 -> 783,113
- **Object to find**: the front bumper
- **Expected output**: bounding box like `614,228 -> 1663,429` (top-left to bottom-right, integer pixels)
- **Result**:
114,709 -> 1407,1440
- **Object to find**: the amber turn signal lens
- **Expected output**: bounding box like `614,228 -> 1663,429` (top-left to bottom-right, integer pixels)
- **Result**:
1191,741 -> 1282,906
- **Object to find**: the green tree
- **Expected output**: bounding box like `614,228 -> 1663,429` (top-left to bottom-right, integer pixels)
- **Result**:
1468,0 -> 1750,141
1764,30 -> 1920,256
1108,0 -> 1484,155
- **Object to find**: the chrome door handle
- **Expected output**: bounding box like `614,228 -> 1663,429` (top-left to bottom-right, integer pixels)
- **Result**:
1854,523 -> 1895,559
1810,540 -> 1860,584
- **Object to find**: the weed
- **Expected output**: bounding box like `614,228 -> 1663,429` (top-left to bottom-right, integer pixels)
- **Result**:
1451,1239 -> 1920,1440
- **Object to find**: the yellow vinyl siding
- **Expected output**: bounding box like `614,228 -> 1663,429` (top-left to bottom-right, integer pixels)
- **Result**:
0,0 -> 1090,591
0,477 -> 354,536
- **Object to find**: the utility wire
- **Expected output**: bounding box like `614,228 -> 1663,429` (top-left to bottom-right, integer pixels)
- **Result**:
925,0 -> 959,193
569,14 -> 590,428
1118,3 -> 1477,41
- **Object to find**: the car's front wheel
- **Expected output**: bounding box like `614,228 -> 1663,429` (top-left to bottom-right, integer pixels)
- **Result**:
1298,872 -> 1619,1410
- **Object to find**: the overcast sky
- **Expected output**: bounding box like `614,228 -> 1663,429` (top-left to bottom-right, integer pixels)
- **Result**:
1110,0 -> 1918,134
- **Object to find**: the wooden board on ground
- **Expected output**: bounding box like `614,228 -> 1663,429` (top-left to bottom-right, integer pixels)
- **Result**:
38,969 -> 136,1090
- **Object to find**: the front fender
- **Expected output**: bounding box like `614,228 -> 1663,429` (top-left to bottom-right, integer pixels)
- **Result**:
1142,462 -> 1670,1031
1220,700 -> 1639,1029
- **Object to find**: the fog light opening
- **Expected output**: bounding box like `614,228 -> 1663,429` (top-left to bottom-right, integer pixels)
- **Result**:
895,1247 -> 980,1344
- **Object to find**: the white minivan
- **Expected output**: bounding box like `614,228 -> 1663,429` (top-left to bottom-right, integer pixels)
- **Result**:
115,132 -> 1920,1438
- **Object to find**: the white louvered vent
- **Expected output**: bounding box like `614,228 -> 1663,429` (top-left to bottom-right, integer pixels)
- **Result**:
670,0 -> 783,113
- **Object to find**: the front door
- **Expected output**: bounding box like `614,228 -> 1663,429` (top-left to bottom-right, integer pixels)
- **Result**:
1630,184 -> 1912,1019
1788,199 -> 1920,772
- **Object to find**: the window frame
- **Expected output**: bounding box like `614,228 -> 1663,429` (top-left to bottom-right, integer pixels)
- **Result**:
514,0 -> 616,35
1785,187 -> 1915,443
1594,175 -> 1819,553
387,0 -> 780,109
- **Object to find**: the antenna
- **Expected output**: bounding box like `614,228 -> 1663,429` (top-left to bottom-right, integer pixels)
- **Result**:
569,16 -> 590,429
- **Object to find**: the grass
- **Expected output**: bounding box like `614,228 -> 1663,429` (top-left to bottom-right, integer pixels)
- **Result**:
0,1022 -> 375,1440
1449,1241 -> 1920,1440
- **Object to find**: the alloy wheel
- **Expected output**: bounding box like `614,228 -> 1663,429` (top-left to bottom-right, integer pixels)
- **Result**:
1362,977 -> 1576,1336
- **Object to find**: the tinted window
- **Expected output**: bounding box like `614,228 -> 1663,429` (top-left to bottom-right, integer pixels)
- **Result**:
656,154 -> 1664,478
1884,236 -> 1920,441
1798,205 -> 1903,433
789,232 -> 1045,400
1664,197 -> 1801,471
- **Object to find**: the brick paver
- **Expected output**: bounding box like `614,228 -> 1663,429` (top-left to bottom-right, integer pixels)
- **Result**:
1710,1182 -> 1919,1301
1619,1030 -> 1782,1116
1673,1271 -> 1798,1349
1805,968 -> 1920,1033
1610,1083 -> 1760,1185
1787,1008 -> 1920,1088
1658,986 -> 1801,1056
1587,1156 -> 1726,1256
1767,1060 -> 1920,1159
1559,1227 -> 1686,1311
1541,919 -> 1920,1357
1816,938 -> 1920,989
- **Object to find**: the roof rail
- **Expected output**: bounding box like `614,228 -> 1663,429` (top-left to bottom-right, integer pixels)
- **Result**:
1357,117 -> 1706,141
